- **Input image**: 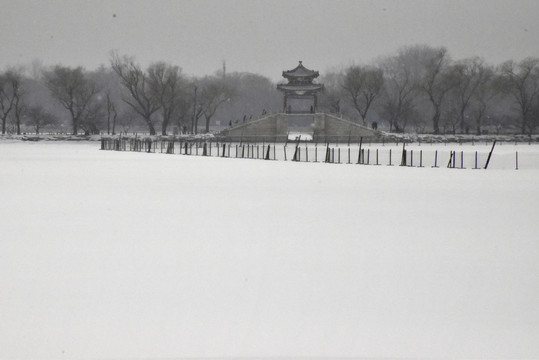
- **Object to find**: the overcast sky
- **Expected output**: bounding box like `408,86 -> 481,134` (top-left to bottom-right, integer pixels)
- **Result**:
1,0 -> 539,81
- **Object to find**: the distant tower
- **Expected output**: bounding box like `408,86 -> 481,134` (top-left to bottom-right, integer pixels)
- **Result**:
222,60 -> 226,80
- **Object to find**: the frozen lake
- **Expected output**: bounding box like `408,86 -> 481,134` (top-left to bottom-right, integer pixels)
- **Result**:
1,141 -> 538,359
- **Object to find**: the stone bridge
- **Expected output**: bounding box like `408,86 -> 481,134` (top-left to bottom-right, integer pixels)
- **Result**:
218,113 -> 384,143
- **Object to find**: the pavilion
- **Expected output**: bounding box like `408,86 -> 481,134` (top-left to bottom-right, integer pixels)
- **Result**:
219,61 -> 381,142
277,61 -> 324,114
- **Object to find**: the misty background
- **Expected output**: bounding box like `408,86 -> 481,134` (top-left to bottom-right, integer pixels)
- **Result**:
2,0 -> 539,137
1,0 -> 538,80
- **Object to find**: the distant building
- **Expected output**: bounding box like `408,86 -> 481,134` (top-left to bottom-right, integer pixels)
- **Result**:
277,61 -> 324,114
219,61 -> 382,142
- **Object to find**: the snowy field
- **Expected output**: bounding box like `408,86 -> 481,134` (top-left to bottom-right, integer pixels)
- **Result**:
1,140 -> 539,359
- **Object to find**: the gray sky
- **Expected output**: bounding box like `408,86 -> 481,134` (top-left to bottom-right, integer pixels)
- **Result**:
1,0 -> 539,81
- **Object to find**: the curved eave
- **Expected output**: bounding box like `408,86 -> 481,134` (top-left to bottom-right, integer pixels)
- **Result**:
282,71 -> 319,78
277,84 -> 324,92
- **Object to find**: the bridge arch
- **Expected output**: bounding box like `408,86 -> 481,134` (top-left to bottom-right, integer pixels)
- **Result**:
218,112 -> 383,142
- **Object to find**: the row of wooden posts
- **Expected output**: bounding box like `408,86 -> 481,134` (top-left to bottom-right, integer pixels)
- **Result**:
101,137 -> 507,169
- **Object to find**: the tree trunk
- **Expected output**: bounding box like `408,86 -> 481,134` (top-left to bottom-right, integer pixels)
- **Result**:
112,113 -> 117,135
521,117 -> 527,134
475,118 -> 482,135
205,116 -> 211,133
162,117 -> 169,135
459,109 -> 466,134
432,108 -> 441,134
148,122 -> 156,135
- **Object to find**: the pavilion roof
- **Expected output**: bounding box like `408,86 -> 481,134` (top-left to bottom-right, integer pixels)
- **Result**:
282,61 -> 319,79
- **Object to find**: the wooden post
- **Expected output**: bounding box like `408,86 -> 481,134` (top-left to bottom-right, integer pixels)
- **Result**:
410,150 -> 413,167
325,144 -> 330,163
366,149 -> 370,165
419,150 -> 423,167
357,137 -> 363,164
461,151 -> 464,169
348,147 -> 351,164
484,140 -> 496,169
516,151 -> 519,170
388,149 -> 392,166
433,150 -> 438,168
338,148 -> 341,164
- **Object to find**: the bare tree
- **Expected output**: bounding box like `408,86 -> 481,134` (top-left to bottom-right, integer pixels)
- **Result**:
0,70 -> 25,134
469,66 -> 496,135
110,53 -> 161,135
319,70 -> 345,114
419,46 -> 456,134
104,92 -> 118,135
379,47 -> 424,132
88,65 -> 123,135
445,57 -> 494,133
189,84 -> 204,134
529,101 -> 539,134
199,76 -> 236,133
147,62 -> 185,135
498,57 -> 539,134
44,65 -> 97,135
0,75 -> 15,134
25,105 -> 57,134
79,99 -> 105,135
342,65 -> 384,125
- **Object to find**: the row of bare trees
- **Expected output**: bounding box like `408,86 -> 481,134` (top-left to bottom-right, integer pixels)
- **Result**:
1,45 -> 539,136
0,53 -> 246,136
319,45 -> 539,135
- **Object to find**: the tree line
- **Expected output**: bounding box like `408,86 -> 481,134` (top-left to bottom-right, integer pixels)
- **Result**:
0,52 -> 280,136
1,45 -> 539,136
320,45 -> 539,135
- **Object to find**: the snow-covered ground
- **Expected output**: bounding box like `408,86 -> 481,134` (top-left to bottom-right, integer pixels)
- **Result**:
1,141 -> 538,359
